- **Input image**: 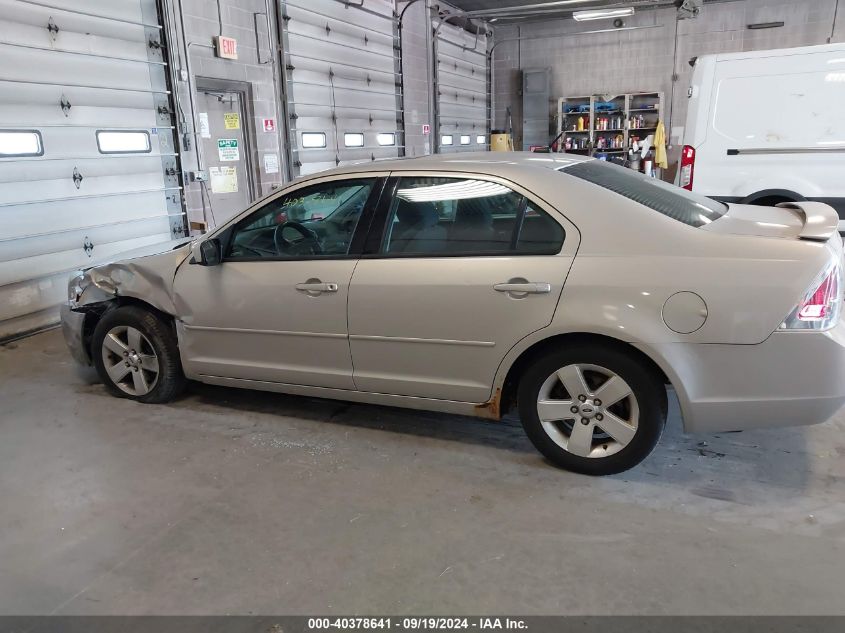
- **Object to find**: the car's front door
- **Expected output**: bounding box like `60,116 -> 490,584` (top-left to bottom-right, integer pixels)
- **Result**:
174,174 -> 386,389
347,173 -> 578,403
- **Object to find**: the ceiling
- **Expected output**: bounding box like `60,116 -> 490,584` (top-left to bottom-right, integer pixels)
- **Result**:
441,0 -> 689,21
445,0 -> 657,13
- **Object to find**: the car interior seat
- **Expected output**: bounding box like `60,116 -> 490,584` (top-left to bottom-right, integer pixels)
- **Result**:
389,199 -> 447,253
448,198 -> 500,252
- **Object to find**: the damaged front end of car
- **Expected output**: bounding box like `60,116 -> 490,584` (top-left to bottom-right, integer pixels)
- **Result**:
60,239 -> 194,366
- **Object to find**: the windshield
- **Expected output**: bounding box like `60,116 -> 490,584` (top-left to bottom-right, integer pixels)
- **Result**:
562,160 -> 727,228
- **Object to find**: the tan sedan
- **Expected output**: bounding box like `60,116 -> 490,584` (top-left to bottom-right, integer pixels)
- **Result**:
61,153 -> 845,475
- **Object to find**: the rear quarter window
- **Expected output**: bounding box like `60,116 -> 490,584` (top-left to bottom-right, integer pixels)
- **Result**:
563,160 -> 726,228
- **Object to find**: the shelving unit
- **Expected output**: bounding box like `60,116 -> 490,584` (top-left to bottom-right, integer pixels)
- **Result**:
556,92 -> 663,160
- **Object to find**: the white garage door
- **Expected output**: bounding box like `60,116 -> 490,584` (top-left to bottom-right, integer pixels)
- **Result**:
0,0 -> 182,340
435,21 -> 488,153
280,0 -> 402,177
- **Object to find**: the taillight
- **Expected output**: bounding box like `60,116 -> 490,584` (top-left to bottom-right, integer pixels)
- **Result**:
679,145 -> 695,191
780,264 -> 842,330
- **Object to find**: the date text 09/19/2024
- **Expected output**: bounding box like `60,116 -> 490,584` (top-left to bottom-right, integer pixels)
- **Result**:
307,618 -> 528,630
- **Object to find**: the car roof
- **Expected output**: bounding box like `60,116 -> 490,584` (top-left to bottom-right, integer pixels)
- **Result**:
321,151 -> 593,179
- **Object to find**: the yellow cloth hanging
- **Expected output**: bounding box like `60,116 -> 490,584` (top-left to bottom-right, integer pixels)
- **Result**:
654,120 -> 668,169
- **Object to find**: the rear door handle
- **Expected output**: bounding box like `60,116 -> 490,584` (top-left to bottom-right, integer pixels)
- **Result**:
295,282 -> 338,293
494,282 -> 551,294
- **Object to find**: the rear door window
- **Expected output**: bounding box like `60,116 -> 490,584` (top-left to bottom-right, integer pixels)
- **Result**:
563,160 -> 726,227
380,177 -> 564,256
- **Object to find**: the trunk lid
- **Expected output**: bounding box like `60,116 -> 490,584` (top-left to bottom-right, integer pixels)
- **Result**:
702,201 -> 840,242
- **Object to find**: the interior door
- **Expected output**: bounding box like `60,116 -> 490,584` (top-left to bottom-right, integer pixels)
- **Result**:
174,175 -> 385,389
197,88 -> 254,224
348,174 -> 578,403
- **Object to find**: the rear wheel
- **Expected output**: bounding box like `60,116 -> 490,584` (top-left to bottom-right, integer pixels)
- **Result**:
92,306 -> 185,403
517,344 -> 666,475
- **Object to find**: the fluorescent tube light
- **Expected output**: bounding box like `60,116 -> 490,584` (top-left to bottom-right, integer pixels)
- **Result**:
573,7 -> 634,21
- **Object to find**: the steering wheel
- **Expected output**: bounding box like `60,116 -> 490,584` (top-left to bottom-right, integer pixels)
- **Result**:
273,221 -> 322,256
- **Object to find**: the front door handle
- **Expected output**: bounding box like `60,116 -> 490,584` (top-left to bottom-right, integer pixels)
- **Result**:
494,282 -> 551,294
295,281 -> 338,293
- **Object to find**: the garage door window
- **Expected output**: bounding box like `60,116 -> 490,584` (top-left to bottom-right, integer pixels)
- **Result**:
0,130 -> 43,157
382,177 -> 564,256
96,130 -> 151,154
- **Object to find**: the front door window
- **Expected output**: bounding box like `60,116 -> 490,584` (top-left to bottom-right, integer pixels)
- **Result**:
226,179 -> 376,259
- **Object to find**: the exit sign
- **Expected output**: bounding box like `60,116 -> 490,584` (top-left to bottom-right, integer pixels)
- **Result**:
214,36 -> 238,60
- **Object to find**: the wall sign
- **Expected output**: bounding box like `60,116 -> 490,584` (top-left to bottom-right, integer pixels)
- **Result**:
263,153 -> 279,174
217,139 -> 239,161
198,113 -> 211,138
422,124 -> 431,135
214,36 -> 238,60
223,112 -> 240,130
263,118 -> 276,133
209,166 -> 238,193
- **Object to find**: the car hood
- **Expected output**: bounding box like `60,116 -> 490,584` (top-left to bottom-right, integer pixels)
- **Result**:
75,238 -> 195,315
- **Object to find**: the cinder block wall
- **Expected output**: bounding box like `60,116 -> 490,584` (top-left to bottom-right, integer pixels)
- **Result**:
493,0 -> 844,172
165,0 -> 286,230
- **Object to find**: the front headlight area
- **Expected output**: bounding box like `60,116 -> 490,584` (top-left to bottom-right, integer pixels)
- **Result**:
67,270 -> 88,305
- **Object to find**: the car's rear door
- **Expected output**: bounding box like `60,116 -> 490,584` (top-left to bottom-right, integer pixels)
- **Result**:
347,172 -> 578,403
174,174 -> 387,389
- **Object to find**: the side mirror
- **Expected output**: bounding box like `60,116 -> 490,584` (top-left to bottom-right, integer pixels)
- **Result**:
198,238 -> 223,266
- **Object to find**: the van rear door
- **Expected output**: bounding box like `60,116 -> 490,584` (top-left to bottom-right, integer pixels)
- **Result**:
690,46 -> 845,208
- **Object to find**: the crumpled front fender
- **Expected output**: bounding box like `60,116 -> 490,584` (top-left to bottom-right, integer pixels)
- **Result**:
74,240 -> 194,315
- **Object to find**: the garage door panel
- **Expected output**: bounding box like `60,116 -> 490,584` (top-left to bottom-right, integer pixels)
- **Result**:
0,192 -> 170,240
284,0 -> 395,34
0,233 -> 173,292
0,105 -> 165,130
286,25 -> 394,61
0,156 -> 176,184
0,47 -> 163,93
17,0 -> 153,24
0,0 -> 156,43
436,22 -> 488,153
282,0 -> 401,177
0,128 -> 173,163
0,216 -> 172,265
0,0 -> 180,339
0,80 -> 162,110
0,22 -> 158,65
0,232 -> 172,319
0,173 -> 174,208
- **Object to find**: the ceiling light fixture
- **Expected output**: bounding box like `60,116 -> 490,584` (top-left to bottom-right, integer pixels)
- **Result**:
573,7 -> 634,21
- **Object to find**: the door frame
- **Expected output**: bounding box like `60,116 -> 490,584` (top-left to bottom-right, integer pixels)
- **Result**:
195,77 -> 261,204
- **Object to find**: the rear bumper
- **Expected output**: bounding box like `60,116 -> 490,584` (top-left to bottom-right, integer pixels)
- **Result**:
651,322 -> 845,433
60,303 -> 91,366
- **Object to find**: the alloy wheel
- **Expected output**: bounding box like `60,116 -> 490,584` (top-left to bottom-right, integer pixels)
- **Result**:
536,363 -> 639,458
101,325 -> 160,396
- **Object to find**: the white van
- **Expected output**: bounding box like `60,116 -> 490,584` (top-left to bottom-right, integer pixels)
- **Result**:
678,43 -> 845,230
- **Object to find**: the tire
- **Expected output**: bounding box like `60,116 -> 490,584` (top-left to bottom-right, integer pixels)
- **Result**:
91,305 -> 186,404
517,344 -> 666,475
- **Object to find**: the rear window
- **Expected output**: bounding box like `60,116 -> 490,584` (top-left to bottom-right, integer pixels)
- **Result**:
563,160 -> 727,228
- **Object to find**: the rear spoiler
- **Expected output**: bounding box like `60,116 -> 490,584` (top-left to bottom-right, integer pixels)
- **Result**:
775,201 -> 840,241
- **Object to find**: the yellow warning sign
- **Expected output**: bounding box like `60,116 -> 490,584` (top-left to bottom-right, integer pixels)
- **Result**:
223,112 -> 240,130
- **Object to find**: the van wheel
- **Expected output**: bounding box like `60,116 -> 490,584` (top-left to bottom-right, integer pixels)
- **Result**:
91,306 -> 186,404
517,344 -> 666,475
748,196 -> 792,207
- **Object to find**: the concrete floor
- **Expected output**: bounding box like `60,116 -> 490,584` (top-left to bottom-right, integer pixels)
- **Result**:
1,329 -> 845,615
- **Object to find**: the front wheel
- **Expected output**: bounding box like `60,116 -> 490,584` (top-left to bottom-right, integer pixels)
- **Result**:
517,344 -> 666,475
91,305 -> 186,403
